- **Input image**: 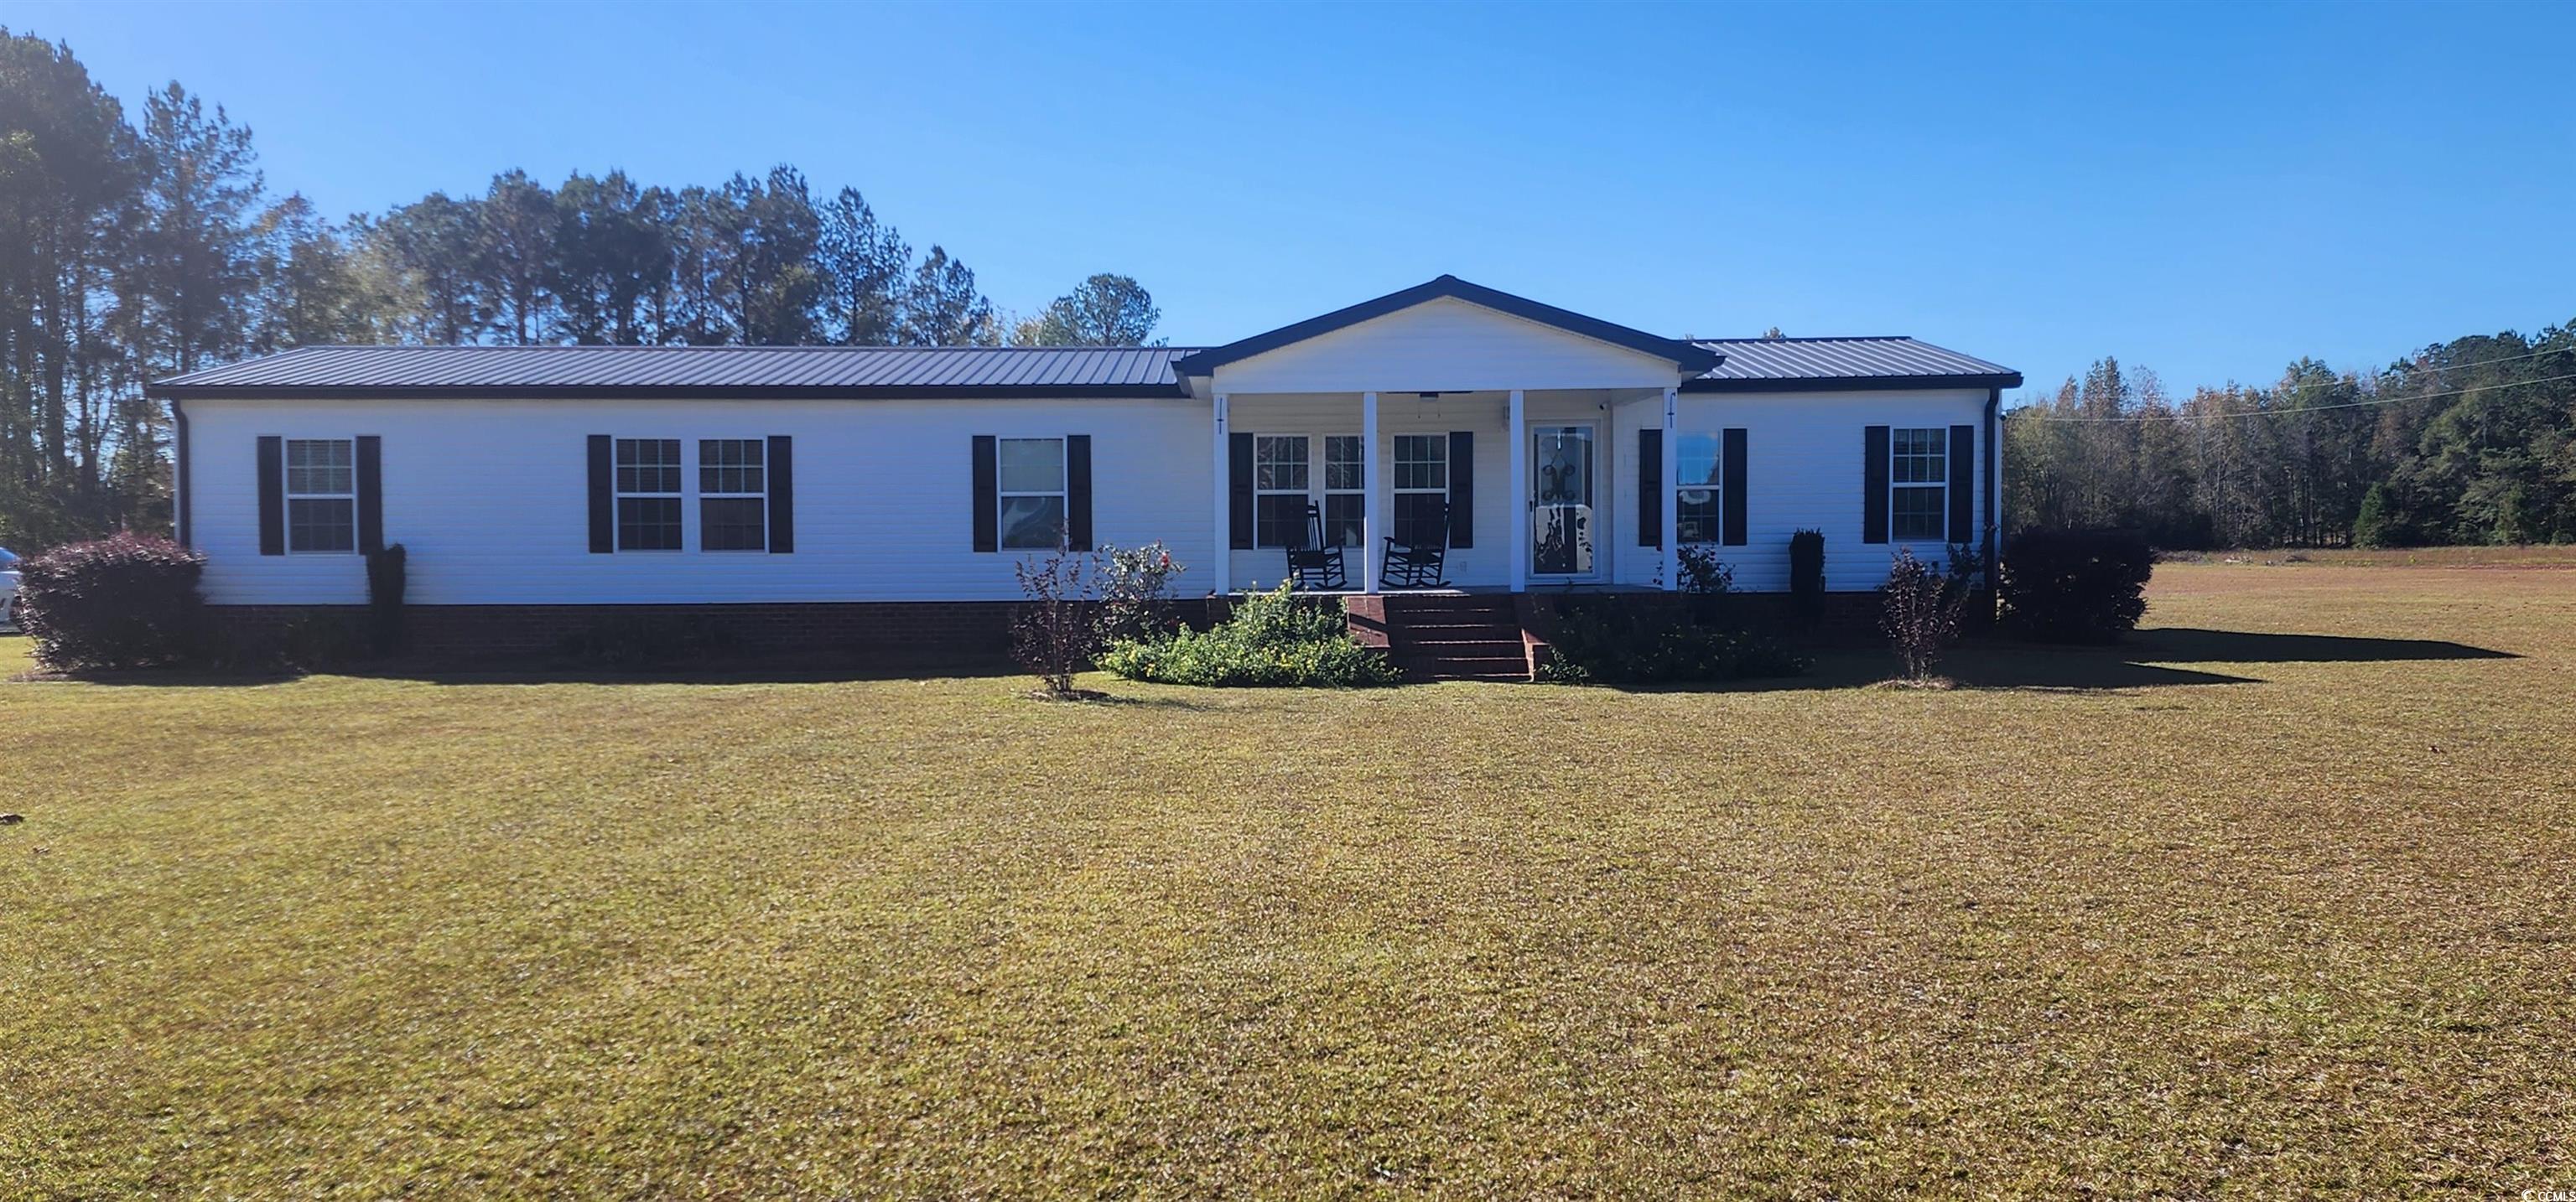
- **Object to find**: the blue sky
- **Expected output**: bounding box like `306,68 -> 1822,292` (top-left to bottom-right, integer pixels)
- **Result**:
17,1 -> 2573,399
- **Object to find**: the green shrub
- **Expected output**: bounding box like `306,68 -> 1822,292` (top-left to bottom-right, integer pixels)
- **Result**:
1535,598 -> 1808,686
15,532 -> 208,671
1099,582 -> 1400,688
1999,527 -> 2153,643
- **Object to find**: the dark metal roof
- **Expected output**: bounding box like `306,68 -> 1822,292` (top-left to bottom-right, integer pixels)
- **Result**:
1683,336 -> 2022,391
150,344 -> 1202,400
1171,275 -> 1722,377
149,325 -> 2018,401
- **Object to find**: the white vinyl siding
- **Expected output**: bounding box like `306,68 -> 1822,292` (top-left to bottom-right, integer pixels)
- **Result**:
184,396 -> 1212,605
1612,388 -> 1989,592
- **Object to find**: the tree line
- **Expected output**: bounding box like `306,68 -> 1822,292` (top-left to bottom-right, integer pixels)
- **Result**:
1,30 -> 1162,547
2004,327 -> 2576,548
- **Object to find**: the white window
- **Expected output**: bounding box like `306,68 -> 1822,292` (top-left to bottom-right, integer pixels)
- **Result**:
1391,433 -> 1447,548
997,437 -> 1066,549
1253,434 -> 1310,548
284,438 -> 355,553
699,438 -> 766,552
1322,435 -> 1365,547
1675,433 -> 1722,546
1891,427 -> 1947,541
615,438 -> 683,551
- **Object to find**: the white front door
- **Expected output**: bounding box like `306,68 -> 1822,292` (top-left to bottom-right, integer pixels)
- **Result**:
1530,422 -> 1597,579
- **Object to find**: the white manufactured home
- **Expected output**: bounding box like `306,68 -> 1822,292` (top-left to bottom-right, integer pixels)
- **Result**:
150,277 -> 2019,669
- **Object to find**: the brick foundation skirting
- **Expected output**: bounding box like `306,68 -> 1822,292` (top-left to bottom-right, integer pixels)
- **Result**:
208,588 -> 1971,671
207,598 -> 1228,667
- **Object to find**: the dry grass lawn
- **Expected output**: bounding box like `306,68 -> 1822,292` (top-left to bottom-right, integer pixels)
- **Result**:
3,561 -> 2572,1197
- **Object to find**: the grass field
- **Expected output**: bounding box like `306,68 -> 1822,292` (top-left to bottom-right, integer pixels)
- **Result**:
4,561 -> 2573,1197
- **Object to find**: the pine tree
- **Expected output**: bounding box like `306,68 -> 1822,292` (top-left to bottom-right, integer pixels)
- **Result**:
1010,273 -> 1161,347
474,169 -> 556,345
818,187 -> 908,345
896,246 -> 995,346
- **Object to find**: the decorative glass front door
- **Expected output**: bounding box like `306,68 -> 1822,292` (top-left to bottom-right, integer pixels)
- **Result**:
1530,423 -> 1596,578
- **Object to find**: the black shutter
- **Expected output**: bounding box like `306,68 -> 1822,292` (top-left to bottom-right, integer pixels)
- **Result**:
1066,434 -> 1093,552
1638,428 -> 1661,548
971,435 -> 998,552
1446,431 -> 1474,548
1721,427 -> 1748,547
1862,426 -> 1890,545
587,435 -> 614,553
1948,423 -> 1976,545
1228,432 -> 1254,550
766,435 -> 794,553
257,436 -> 284,556
356,435 -> 384,554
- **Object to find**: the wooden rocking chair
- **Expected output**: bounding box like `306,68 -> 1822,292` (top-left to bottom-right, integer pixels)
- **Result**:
1380,500 -> 1451,589
1283,502 -> 1348,590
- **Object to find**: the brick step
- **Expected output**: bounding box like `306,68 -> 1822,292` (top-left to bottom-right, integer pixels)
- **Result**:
1383,599 -> 1515,614
1394,653 -> 1533,681
1401,635 -> 1514,653
1394,624 -> 1521,640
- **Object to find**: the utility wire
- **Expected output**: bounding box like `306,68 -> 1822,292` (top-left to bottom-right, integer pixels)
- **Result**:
2010,369 -> 2576,423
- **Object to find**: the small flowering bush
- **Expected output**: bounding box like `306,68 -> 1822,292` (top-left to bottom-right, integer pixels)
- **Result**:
1098,541 -> 1184,645
1099,582 -> 1400,687
1881,547 -> 1970,681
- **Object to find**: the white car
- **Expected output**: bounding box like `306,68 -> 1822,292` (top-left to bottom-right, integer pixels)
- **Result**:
0,547 -> 18,631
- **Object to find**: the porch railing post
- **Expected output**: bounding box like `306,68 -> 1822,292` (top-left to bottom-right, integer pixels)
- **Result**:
1508,389 -> 1528,592
1211,392 -> 1230,596
1362,391 -> 1381,593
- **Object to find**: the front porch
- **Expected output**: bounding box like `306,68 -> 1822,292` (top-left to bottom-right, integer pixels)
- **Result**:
1208,386 -> 1686,596
1172,278 -> 1727,600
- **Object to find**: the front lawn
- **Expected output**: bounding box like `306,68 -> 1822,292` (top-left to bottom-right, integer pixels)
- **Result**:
3,562 -> 2571,1196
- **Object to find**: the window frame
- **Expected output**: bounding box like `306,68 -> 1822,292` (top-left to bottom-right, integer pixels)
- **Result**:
995,435 -> 1069,552
1390,433 -> 1449,549
614,437 -> 686,552
1252,433 -> 1312,549
1673,432 -> 1722,547
1321,434 -> 1367,548
282,436 -> 358,556
1889,427 -> 1949,542
697,438 -> 769,553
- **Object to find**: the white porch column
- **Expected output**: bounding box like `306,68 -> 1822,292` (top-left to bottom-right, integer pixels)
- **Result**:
1211,393 -> 1230,595
1507,389 -> 1528,591
1660,386 -> 1680,590
1361,391 -> 1381,593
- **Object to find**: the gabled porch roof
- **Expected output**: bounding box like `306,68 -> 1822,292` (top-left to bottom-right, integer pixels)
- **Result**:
1171,275 -> 1723,379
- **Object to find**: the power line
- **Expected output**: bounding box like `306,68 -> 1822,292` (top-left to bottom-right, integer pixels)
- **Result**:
2376,343 -> 2576,376
2009,369 -> 2576,424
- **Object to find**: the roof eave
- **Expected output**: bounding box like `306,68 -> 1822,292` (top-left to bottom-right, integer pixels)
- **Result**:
146,382 -> 1194,402
1682,371 -> 2025,394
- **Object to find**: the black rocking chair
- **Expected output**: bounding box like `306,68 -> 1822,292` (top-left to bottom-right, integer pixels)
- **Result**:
1380,500 -> 1451,589
1283,502 -> 1348,590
